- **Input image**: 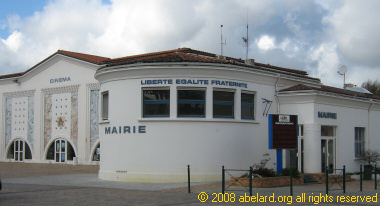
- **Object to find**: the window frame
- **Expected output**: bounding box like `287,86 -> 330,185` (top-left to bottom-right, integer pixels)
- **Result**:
142,88 -> 170,118
354,127 -> 365,158
101,91 -> 109,121
241,91 -> 255,120
177,88 -> 206,118
213,89 -> 235,119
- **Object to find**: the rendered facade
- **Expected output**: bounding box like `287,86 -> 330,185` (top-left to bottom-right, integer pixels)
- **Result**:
1,48 -> 379,183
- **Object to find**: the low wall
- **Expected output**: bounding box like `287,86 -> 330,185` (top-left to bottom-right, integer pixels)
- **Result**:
230,175 -> 304,188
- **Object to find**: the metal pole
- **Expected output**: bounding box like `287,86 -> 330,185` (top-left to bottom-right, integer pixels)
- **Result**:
187,165 -> 191,193
290,166 -> 293,196
249,167 -> 253,196
222,166 -> 225,194
343,165 -> 346,193
326,166 -> 329,195
375,164 -> 377,190
360,164 -> 363,192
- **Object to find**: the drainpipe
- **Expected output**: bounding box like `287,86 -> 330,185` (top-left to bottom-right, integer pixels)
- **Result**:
274,74 -> 281,114
368,100 -> 374,149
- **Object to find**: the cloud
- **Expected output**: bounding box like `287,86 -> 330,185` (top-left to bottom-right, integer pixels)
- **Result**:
0,0 -> 379,89
323,0 -> 380,67
1,31 -> 23,52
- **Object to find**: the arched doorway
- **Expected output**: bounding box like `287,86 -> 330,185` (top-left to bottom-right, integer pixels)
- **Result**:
7,139 -> 32,161
92,143 -> 100,161
46,139 -> 76,163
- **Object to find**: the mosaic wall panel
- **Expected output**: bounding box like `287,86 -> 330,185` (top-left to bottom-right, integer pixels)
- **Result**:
44,94 -> 52,148
90,90 -> 99,149
71,91 -> 78,147
28,96 -> 34,148
5,98 -> 12,147
43,85 -> 79,148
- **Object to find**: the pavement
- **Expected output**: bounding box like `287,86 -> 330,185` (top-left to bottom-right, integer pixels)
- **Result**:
0,163 -> 379,205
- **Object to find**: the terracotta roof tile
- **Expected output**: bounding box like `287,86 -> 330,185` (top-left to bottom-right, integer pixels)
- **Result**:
101,48 -> 318,82
280,84 -> 380,100
58,50 -> 110,64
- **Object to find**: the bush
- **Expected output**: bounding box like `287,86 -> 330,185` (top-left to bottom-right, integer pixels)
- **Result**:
253,168 -> 276,177
282,168 -> 300,178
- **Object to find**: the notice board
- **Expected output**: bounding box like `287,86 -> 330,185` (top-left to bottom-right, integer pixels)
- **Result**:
268,114 -> 298,149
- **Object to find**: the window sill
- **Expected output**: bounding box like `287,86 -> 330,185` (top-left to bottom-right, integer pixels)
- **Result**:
99,120 -> 110,124
138,117 -> 259,124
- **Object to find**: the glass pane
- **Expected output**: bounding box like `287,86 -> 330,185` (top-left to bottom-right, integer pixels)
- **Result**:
56,153 -> 59,162
25,143 -> 32,159
61,153 -> 65,162
46,143 -> 54,160
102,92 -> 109,120
241,106 -> 254,119
321,140 -> 326,172
61,141 -> 66,152
328,140 -> 334,171
15,152 -> 19,161
15,141 -> 19,151
213,104 -> 233,118
178,103 -> 205,116
178,90 -> 205,100
241,93 -> 254,103
67,142 -> 75,161
20,141 -> 23,151
143,90 -> 170,100
56,141 -> 60,152
7,142 -> 15,159
178,90 -> 205,117
321,126 -> 334,136
144,104 -> 170,116
213,91 -> 234,101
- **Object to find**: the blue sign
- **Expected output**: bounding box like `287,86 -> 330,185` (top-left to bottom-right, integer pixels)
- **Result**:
50,77 -> 71,83
318,112 -> 337,119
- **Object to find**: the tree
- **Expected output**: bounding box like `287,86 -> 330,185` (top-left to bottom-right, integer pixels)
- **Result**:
362,79 -> 380,95
362,149 -> 380,166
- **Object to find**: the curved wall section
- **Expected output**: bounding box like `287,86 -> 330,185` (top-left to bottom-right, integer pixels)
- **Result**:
96,63 -> 278,182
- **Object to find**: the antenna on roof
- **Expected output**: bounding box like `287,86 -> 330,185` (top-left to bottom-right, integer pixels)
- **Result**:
220,25 -> 226,56
337,65 -> 347,89
242,10 -> 249,59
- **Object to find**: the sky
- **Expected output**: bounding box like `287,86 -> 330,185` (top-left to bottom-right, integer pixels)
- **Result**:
1,0 -> 380,88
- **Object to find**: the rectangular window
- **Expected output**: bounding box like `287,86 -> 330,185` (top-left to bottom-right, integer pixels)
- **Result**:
355,127 -> 365,158
241,92 -> 254,120
177,89 -> 205,117
143,89 -> 170,117
213,90 -> 234,118
101,91 -> 109,121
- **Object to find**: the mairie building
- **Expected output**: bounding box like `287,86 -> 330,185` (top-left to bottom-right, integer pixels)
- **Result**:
1,48 -> 379,183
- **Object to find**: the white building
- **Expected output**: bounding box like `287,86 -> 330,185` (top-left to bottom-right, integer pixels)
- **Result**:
1,48 -> 380,183
0,50 -> 109,164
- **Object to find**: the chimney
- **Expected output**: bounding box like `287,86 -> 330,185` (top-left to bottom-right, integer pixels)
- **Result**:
245,58 -> 255,66
344,83 -> 355,89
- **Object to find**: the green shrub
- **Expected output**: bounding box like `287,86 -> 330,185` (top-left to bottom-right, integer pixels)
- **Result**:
282,168 -> 300,178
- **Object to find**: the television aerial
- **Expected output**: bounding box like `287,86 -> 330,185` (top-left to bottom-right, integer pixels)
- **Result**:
337,65 -> 347,88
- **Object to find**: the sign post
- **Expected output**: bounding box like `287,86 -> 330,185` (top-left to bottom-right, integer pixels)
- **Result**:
268,114 -> 298,174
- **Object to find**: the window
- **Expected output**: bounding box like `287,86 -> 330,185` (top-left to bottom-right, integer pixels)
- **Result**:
7,139 -> 32,161
143,89 -> 170,117
46,139 -> 76,162
241,92 -> 254,120
101,91 -> 109,121
177,89 -> 205,117
355,127 -> 365,158
213,90 -> 234,118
